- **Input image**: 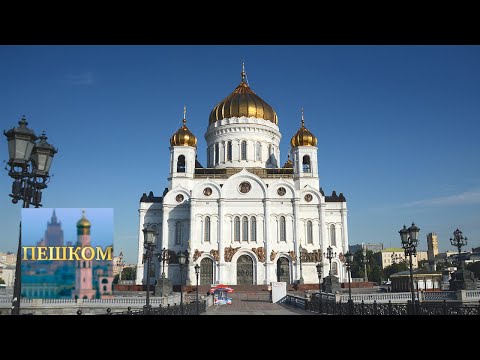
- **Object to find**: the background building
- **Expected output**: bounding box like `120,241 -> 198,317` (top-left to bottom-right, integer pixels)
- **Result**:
349,243 -> 383,254
427,232 -> 439,263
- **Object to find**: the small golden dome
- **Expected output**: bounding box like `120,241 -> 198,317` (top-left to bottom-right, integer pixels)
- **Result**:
283,154 -> 293,168
209,64 -> 278,125
290,110 -> 318,147
170,108 -> 197,147
77,210 -> 91,228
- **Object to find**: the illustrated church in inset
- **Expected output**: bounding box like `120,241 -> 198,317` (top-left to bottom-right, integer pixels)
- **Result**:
135,65 -> 349,287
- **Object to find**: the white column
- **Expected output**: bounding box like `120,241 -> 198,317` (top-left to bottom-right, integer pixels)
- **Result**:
319,203 -> 327,278
263,199 -> 271,285
187,200 -> 196,286
135,208 -> 146,285
217,198 -> 225,284
293,199 -> 301,281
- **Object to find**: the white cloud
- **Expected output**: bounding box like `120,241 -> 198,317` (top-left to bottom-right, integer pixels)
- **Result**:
65,72 -> 94,85
402,189 -> 480,208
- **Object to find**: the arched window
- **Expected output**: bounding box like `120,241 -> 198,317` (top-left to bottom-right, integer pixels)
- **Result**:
280,216 -> 286,242
242,216 -> 249,241
303,155 -> 311,172
234,216 -> 240,242
332,262 -> 338,276
241,140 -> 247,160
204,216 -> 211,243
256,142 -> 261,161
307,221 -> 313,244
177,155 -> 186,173
82,261 -> 86,268
251,216 -> 257,242
215,143 -> 219,164
103,285 -> 107,291
330,224 -> 336,247
175,221 -> 182,245
227,141 -> 232,161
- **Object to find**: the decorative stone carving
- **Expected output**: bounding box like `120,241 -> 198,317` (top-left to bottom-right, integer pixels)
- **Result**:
224,246 -> 241,262
288,250 -> 297,262
301,249 -> 322,263
304,194 -> 313,202
277,187 -> 286,196
176,194 -> 184,203
252,247 -> 266,263
239,181 -> 251,194
209,249 -> 220,262
203,187 -> 212,196
270,250 -> 277,261
338,252 -> 345,263
193,249 -> 204,261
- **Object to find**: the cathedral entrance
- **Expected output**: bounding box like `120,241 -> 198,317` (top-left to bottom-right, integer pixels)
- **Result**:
200,258 -> 214,285
236,255 -> 254,285
277,257 -> 290,284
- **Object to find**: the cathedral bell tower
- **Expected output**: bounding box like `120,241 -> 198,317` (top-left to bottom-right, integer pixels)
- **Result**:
168,106 -> 197,189
290,109 -> 319,189
72,210 -> 96,300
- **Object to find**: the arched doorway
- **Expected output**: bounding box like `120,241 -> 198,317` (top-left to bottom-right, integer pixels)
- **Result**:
237,255 -> 254,285
277,257 -> 290,284
200,258 -> 213,285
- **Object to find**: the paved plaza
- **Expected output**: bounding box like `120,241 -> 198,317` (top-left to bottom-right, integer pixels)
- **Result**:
202,299 -> 313,315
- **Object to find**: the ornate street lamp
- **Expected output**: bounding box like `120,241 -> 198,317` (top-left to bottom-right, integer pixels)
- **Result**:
363,247 -> 369,282
450,228 -> 467,268
324,246 -> 336,276
142,225 -> 157,314
178,251 -> 186,315
399,223 -> 420,315
194,263 -> 200,315
4,116 -> 57,315
316,261 -> 323,314
298,242 -> 304,284
155,247 -> 170,279
344,251 -> 354,315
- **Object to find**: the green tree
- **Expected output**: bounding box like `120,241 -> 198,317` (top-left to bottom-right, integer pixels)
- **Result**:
467,262 -> 480,279
383,261 -> 409,280
350,249 -> 384,283
122,266 -> 136,280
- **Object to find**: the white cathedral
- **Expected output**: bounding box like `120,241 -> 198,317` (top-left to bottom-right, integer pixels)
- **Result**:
135,65 -> 349,287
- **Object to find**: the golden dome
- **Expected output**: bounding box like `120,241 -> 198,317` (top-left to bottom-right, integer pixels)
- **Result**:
209,64 -> 278,125
77,210 -> 91,228
290,110 -> 318,147
77,210 -> 91,236
170,108 -> 197,147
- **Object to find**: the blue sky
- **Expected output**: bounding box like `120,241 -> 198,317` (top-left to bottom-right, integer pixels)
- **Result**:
21,208 -> 113,248
1,45 -> 480,263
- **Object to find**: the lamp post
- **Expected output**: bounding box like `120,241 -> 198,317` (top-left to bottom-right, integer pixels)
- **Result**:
194,263 -> 200,315
324,246 -> 336,276
142,225 -> 157,314
155,247 -> 169,278
363,247 -> 369,282
344,251 -> 354,315
316,262 -> 323,314
399,222 -> 420,315
4,116 -> 57,315
178,251 -> 186,315
450,228 -> 467,269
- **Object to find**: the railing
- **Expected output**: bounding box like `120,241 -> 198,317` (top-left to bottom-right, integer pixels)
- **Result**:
282,294 -> 480,315
423,291 -> 456,301
466,290 -> 480,298
340,292 -> 418,303
107,300 -> 207,315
